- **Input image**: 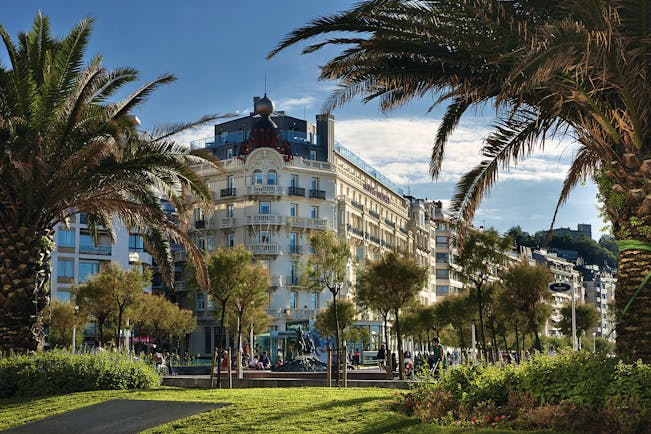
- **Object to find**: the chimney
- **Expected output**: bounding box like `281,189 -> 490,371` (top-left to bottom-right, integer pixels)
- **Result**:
316,113 -> 335,163
253,96 -> 260,113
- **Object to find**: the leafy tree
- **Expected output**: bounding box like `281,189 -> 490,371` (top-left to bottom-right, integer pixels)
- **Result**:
456,229 -> 512,359
270,0 -> 651,362
131,293 -> 196,348
228,261 -> 270,372
75,278 -> 115,346
303,231 -> 350,385
191,245 -> 255,388
559,303 -> 600,341
506,226 -> 537,249
434,294 -> 474,354
499,263 -> 553,351
315,299 -> 355,340
356,265 -> 393,356
0,14 -> 220,353
43,300 -> 86,349
355,252 -> 426,379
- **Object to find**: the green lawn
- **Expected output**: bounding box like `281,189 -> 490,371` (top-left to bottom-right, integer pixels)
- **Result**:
0,387 -> 553,433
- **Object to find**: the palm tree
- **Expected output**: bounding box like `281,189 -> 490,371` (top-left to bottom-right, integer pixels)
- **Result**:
0,14 -> 220,353
269,0 -> 651,361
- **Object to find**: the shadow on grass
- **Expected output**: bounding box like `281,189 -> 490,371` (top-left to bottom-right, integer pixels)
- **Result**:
354,416 -> 421,434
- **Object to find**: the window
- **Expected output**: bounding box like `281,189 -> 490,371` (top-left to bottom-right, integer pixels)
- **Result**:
311,177 -> 319,190
290,291 -> 298,309
79,261 -> 99,283
289,233 -> 298,254
206,237 -> 214,250
197,293 -> 206,310
57,259 -> 74,279
227,233 -> 235,248
227,175 -> 234,189
204,326 -> 212,354
226,204 -> 234,218
290,174 -> 298,188
436,269 -> 449,279
129,234 -> 145,252
196,238 -> 205,250
289,203 -> 297,217
79,213 -> 88,224
357,246 -> 364,260
56,290 -> 71,302
193,208 -> 205,222
437,222 -> 447,231
259,231 -> 271,244
57,229 -> 75,248
436,252 -> 448,263
310,206 -> 318,219
436,236 -> 448,247
267,170 -> 277,185
226,147 -> 234,159
259,201 -> 271,215
252,170 -> 263,185
436,285 -> 449,297
290,261 -> 298,284
310,292 -> 319,310
309,150 -> 317,160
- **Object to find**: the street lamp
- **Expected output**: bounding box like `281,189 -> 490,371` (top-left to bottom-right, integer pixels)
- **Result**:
71,304 -> 79,354
126,252 -> 140,353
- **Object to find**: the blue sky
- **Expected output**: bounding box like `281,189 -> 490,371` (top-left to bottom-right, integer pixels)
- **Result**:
2,1 -> 605,239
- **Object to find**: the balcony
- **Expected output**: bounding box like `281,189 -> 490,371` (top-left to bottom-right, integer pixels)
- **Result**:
288,186 -> 306,197
369,235 -> 381,245
173,251 -> 187,262
346,224 -> 365,238
368,210 -> 380,219
286,216 -> 328,230
288,245 -> 303,255
220,217 -> 236,228
247,243 -> 281,255
351,200 -> 364,211
400,226 -> 409,235
79,244 -> 112,255
194,220 -> 206,229
270,275 -> 284,286
308,189 -> 326,199
174,280 -> 189,292
384,218 -> 396,228
284,308 -> 318,320
246,185 -> 285,196
285,275 -> 301,286
246,214 -> 284,226
220,187 -> 236,198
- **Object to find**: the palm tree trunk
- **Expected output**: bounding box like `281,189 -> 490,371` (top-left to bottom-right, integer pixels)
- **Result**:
616,248 -> 651,362
0,227 -> 52,353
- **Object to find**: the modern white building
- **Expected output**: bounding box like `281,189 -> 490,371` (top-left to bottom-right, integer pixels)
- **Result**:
50,214 -> 154,303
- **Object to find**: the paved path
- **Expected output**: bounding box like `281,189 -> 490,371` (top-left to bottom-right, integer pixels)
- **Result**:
3,399 -> 227,434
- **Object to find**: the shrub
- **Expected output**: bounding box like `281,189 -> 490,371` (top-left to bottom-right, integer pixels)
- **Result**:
0,350 -> 160,398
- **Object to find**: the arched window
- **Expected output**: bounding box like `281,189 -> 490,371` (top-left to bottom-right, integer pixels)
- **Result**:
267,169 -> 277,185
252,169 -> 263,185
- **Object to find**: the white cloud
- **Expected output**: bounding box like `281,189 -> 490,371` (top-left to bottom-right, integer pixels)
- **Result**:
276,96 -> 316,112
169,124 -> 214,148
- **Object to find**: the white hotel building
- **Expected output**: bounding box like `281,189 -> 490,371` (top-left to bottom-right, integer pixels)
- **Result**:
180,94 -> 463,356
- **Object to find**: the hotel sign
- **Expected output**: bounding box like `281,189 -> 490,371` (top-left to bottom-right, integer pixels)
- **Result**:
549,282 -> 571,292
363,183 -> 390,204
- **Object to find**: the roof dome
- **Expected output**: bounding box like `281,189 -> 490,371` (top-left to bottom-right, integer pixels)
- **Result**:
255,94 -> 275,115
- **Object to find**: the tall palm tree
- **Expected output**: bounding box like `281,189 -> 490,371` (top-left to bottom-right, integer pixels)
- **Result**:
270,0 -> 651,362
0,14 -> 219,353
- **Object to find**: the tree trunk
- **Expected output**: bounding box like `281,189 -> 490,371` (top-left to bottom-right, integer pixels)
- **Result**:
331,287 -> 340,387
217,299 -> 227,389
116,307 -> 124,351
616,248 -> 651,362
0,227 -> 52,353
514,321 -> 520,363
476,283 -> 487,361
383,314 -> 390,355
394,309 -> 404,380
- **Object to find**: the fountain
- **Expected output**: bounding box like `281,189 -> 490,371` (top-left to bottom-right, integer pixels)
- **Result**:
271,327 -> 327,372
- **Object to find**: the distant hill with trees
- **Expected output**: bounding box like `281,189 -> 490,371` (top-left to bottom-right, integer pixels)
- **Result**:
505,226 -> 618,268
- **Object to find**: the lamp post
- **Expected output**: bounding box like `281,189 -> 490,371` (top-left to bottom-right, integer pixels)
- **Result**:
71,304 -> 79,354
126,252 -> 140,353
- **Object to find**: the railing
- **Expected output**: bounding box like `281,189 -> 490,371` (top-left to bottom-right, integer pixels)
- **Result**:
79,244 -> 112,255
285,275 -> 301,286
247,243 -> 281,255
334,143 -> 405,196
220,217 -> 236,228
220,187 -> 236,197
286,217 -> 328,230
266,308 -> 285,319
369,236 -> 381,245
174,280 -> 188,292
346,224 -> 365,238
194,220 -> 205,229
308,189 -> 326,199
288,245 -> 303,255
246,185 -> 285,196
351,200 -> 364,211
246,215 -> 284,225
369,210 -> 380,219
271,275 -> 284,286
173,251 -> 187,262
287,186 -> 306,197
400,226 -> 409,234
384,218 -> 396,228
287,158 -> 331,170
285,308 -> 318,320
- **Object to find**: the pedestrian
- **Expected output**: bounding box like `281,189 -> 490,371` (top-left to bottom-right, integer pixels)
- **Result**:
353,348 -> 361,369
430,337 -> 445,377
376,344 -> 387,367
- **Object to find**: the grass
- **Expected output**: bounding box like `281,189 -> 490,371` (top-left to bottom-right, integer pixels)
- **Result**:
0,387 -> 556,433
